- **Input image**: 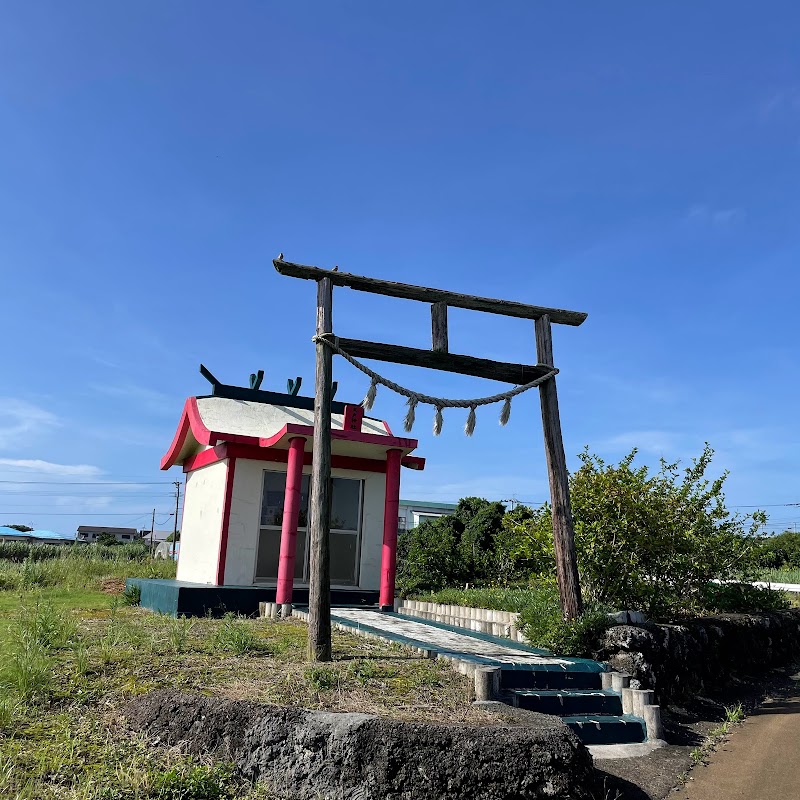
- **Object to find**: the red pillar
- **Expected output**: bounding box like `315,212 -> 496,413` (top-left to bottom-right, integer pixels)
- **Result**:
276,436 -> 306,612
380,448 -> 403,611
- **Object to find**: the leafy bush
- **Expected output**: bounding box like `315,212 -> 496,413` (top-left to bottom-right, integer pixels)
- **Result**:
524,445 -> 766,618
493,505 -> 556,580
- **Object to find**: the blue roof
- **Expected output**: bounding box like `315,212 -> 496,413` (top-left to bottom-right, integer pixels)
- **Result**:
0,526 -> 29,537
31,530 -> 76,541
0,527 -> 77,541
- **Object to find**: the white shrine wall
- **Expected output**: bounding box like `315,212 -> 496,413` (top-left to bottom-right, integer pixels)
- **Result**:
175,459 -> 228,584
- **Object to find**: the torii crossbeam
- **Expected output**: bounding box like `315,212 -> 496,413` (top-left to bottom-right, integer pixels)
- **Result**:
274,257 -> 588,662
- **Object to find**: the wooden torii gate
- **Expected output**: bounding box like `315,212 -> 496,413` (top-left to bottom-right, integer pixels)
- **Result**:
274,257 -> 588,661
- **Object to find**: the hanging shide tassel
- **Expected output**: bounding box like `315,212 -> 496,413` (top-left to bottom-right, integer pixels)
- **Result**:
361,378 -> 378,410
404,396 -> 418,432
499,397 -> 512,426
464,405 -> 477,436
433,406 -> 444,436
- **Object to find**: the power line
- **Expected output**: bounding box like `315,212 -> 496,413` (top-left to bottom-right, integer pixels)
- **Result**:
0,481 -> 174,486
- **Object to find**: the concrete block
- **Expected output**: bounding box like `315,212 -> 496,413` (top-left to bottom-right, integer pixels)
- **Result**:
631,689 -> 655,719
611,672 -> 631,692
600,672 -> 614,690
643,704 -> 665,740
621,688 -> 634,715
474,667 -> 502,701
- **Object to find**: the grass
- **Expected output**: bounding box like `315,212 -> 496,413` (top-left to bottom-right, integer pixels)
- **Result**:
759,568 -> 800,584
0,556 -> 472,798
685,703 -> 746,772
412,585 -> 545,613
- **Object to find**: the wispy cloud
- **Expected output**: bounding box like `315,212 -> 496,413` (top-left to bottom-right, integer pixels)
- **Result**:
0,458 -> 103,477
760,87 -> 800,120
686,204 -> 745,227
0,398 -> 59,450
594,429 -> 679,456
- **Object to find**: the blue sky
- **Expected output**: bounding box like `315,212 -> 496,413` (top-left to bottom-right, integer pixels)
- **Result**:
1,2 -> 798,534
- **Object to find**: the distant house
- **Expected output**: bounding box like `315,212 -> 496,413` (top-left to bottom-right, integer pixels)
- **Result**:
397,499 -> 457,533
0,527 -> 75,544
77,526 -> 140,544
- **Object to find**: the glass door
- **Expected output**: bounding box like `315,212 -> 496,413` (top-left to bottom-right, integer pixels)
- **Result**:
254,469 -> 362,586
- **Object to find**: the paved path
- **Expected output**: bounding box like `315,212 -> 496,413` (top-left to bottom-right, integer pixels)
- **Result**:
330,608 -> 575,666
679,695 -> 800,800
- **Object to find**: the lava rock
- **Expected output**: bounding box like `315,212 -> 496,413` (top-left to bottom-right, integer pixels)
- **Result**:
125,689 -> 598,800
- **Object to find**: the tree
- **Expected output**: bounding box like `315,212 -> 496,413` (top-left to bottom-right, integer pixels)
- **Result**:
96,533 -> 120,546
395,497 -> 507,593
530,445 -> 767,617
4,524 -> 33,532
757,530 -> 800,569
494,504 -> 555,580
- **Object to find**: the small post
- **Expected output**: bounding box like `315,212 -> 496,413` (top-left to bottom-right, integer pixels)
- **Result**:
535,314 -> 583,620
474,666 -> 501,701
379,448 -> 403,610
431,302 -> 448,352
308,277 -> 333,661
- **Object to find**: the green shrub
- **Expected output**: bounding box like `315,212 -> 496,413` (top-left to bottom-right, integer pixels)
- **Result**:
527,445 -> 767,618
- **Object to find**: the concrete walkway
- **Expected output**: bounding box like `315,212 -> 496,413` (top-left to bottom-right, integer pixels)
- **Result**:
330,608 -> 578,667
679,695 -> 800,799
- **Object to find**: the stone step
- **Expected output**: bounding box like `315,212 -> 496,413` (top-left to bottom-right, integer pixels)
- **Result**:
512,689 -> 623,717
500,668 -> 603,691
561,715 -> 647,746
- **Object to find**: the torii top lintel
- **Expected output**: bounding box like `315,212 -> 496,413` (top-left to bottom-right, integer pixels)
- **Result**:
273,258 -> 588,327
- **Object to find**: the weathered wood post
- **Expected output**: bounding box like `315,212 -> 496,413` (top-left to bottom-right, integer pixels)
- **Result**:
535,314 -> 583,620
273,258 -> 589,626
308,277 -> 333,661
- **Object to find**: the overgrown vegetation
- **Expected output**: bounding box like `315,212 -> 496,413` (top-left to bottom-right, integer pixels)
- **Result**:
0,543 -> 175,592
401,445 -> 788,646
0,546 -> 471,797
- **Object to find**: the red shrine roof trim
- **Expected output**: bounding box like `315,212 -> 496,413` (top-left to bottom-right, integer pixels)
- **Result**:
160,396 -> 424,471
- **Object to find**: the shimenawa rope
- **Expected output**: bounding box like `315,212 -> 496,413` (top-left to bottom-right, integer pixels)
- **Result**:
312,334 -> 558,436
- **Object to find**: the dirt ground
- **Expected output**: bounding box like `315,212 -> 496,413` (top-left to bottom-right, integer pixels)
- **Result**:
593,665 -> 800,800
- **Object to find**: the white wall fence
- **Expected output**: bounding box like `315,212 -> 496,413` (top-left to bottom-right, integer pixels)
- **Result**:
398,600 -> 527,642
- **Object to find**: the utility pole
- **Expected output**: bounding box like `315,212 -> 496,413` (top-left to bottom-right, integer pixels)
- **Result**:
171,481 -> 181,560
150,508 -> 156,558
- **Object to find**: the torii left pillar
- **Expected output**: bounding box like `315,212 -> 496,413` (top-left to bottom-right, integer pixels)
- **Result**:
276,436 -> 306,617
380,448 -> 403,611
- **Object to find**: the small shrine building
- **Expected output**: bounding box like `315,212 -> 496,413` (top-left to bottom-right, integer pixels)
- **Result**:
152,375 -> 425,614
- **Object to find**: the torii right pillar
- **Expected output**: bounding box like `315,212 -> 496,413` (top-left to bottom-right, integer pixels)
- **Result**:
535,314 -> 583,620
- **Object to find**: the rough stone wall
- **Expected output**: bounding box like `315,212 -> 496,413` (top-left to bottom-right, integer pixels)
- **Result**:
600,610 -> 800,704
125,690 -> 599,800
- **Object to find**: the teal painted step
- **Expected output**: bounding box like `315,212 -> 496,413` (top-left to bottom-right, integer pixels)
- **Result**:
512,689 -> 623,717
561,715 -> 646,745
500,668 -> 602,691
